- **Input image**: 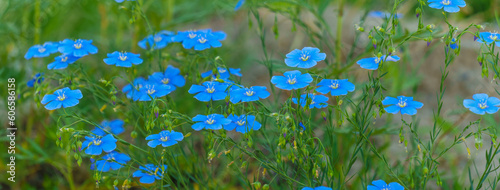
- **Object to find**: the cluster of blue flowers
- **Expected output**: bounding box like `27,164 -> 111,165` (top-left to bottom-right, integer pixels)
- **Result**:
122,65 -> 185,101
136,29 -> 227,51
191,114 -> 261,133
25,39 -> 98,70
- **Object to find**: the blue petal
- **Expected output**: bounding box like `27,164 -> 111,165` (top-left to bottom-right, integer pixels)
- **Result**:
443,5 -> 460,13
401,107 -> 417,115
384,105 -> 401,114
45,101 -> 62,110
371,180 -> 387,188
139,175 -> 156,184
473,93 -> 488,101
388,182 -> 404,190
382,97 -> 399,105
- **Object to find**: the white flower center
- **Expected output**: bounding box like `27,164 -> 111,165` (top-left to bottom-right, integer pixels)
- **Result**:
479,101 -> 488,109
205,118 -> 215,125
441,0 -> 451,5
300,54 -> 310,61
397,99 -> 407,108
160,136 -> 169,142
237,120 -> 246,126
154,35 -> 162,42
119,53 -> 127,61
245,90 -> 254,96
74,42 -> 82,49
330,81 -> 339,89
61,56 -> 68,62
38,47 -> 46,53
287,77 -> 297,85
93,139 -> 102,146
162,78 -> 170,84
147,85 -> 156,95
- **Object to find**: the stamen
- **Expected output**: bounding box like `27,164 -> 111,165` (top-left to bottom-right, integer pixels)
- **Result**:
93,139 -> 102,146
198,37 -> 207,44
397,98 -> 407,108
118,53 -> 127,61
61,56 -> 68,62
237,120 -> 246,126
287,77 -> 297,84
300,54 -> 310,61
74,43 -> 82,49
160,136 -> 169,142
57,91 -> 66,101
38,47 -> 46,53
154,35 -> 162,42
479,101 -> 488,109
441,0 -> 450,5
188,31 -> 197,39
147,85 -> 156,95
244,90 -> 254,96
206,85 -> 215,93
330,81 -> 339,89
162,78 -> 170,84
206,117 -> 215,125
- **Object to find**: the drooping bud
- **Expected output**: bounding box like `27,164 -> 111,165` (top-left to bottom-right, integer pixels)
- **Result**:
416,7 -> 421,18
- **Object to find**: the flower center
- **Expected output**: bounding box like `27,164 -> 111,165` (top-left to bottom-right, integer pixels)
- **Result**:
490,33 -> 498,41
300,54 -> 310,61
205,118 -> 215,125
375,57 -> 382,63
397,99 -> 407,108
479,101 -> 488,109
74,43 -> 82,49
441,0 -> 451,5
147,85 -> 156,95
198,37 -> 207,44
237,120 -> 246,126
330,81 -> 339,89
219,68 -> 227,73
188,32 -> 197,39
245,90 -> 254,96
93,139 -> 102,146
287,77 -> 297,85
61,56 -> 68,62
162,78 -> 170,84
57,92 -> 66,101
38,47 -> 46,53
154,35 -> 162,42
206,85 -> 215,93
160,136 -> 169,142
119,53 -> 127,61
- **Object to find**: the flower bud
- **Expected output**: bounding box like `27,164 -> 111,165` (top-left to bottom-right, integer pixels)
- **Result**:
263,184 -> 269,190
131,131 -> 138,139
253,182 -> 261,190
416,7 -> 421,18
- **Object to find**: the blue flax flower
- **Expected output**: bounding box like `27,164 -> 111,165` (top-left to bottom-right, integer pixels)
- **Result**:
135,80 -> 172,101
25,42 -> 59,59
271,70 -> 313,90
146,130 -> 184,148
192,114 -> 231,131
92,120 -> 125,136
138,31 -> 175,50
449,38 -> 458,49
478,32 -> 500,47
115,0 -> 134,3
41,87 -> 83,110
103,51 -> 143,67
302,187 -> 332,190
463,93 -> 500,115
27,73 -> 44,87
427,0 -> 466,13
93,151 -> 130,172
201,67 -> 242,79
315,79 -> 355,96
368,180 -> 404,190
382,95 -> 423,115
173,29 -> 226,51
357,55 -> 400,70
234,0 -> 245,11
82,134 -> 117,155
188,81 -> 228,102
48,54 -> 80,70
230,86 -> 270,103
58,39 -> 98,57
224,114 -> 261,133
368,11 -> 403,19
285,47 -> 326,68
149,65 -> 186,90
293,94 -> 329,109
122,77 -> 146,99
133,164 -> 167,184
